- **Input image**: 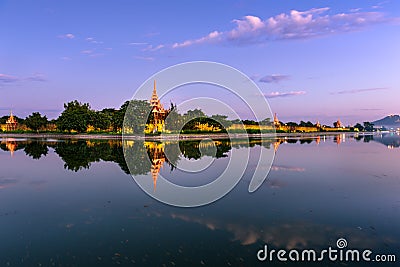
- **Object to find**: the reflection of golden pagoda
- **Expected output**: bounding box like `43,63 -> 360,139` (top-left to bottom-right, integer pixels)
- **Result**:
6,111 -> 18,131
145,142 -> 166,191
316,135 -> 321,145
334,134 -> 342,145
1,138 -> 18,156
273,139 -> 284,152
149,80 -> 167,133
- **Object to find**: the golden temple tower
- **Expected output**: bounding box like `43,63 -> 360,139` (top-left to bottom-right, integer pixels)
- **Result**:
6,111 -> 18,131
273,113 -> 281,127
150,80 -> 167,133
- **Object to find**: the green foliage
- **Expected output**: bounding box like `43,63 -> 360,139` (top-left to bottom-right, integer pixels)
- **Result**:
299,120 -> 314,127
209,114 -> 232,129
363,121 -> 374,132
184,109 -> 206,119
354,123 -> 364,131
286,121 -> 298,127
123,100 -> 152,133
24,141 -> 49,159
259,117 -> 272,126
56,100 -> 92,133
241,119 -> 258,125
89,111 -> 112,130
165,103 -> 183,131
25,112 -> 48,132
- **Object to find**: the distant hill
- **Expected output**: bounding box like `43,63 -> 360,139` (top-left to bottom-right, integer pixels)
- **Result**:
372,115 -> 400,128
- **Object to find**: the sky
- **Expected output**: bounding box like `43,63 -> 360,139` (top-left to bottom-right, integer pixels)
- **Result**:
1,0 -> 399,125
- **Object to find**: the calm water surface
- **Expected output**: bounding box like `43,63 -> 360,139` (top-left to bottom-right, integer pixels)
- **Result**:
0,133 -> 399,266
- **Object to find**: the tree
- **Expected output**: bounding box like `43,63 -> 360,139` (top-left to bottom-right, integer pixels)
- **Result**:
101,108 -> 117,131
299,121 -> 313,127
333,121 -> 339,128
123,100 -> 152,133
259,118 -> 272,126
363,122 -> 374,132
25,112 -> 48,132
56,100 -> 92,133
354,123 -> 364,131
165,103 -> 183,131
209,114 -> 232,129
24,141 -> 48,159
286,122 -> 298,127
184,109 -> 206,120
113,101 -> 129,132
89,111 -> 112,130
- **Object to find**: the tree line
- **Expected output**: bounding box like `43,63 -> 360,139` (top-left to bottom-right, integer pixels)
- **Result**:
0,99 -> 376,133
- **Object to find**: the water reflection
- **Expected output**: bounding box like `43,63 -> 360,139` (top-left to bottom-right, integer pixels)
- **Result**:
1,134 -> 399,193
1,133 -> 399,172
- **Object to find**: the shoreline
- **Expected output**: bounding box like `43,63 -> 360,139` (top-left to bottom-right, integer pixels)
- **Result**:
0,132 -> 372,141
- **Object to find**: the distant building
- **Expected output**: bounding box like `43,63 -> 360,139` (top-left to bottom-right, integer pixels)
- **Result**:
273,113 -> 281,127
149,80 -> 168,133
335,119 -> 342,128
6,111 -> 18,131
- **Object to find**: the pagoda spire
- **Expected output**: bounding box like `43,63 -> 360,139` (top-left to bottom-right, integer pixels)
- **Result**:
150,80 -> 161,108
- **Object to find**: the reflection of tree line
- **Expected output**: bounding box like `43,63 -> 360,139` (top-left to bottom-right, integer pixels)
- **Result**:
1,134 -> 397,174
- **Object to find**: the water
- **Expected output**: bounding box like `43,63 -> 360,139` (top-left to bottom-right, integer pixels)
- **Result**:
0,133 -> 399,266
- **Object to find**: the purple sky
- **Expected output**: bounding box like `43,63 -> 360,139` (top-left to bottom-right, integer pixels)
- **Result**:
1,0 -> 399,125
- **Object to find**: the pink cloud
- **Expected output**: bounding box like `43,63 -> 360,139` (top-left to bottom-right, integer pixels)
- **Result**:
171,7 -> 396,48
264,91 -> 306,98
58,33 -> 75,39
0,74 -> 19,83
259,74 -> 290,83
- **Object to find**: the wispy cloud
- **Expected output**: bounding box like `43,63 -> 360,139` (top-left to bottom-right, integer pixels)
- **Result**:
128,42 -> 148,46
142,44 -> 164,51
0,74 -> 19,83
170,7 -> 396,48
264,91 -> 306,98
259,74 -> 290,83
350,8 -> 362,12
331,87 -> 388,95
358,108 -> 384,111
0,73 -> 46,83
172,31 -> 221,48
134,56 -> 155,61
81,50 -> 93,55
61,56 -> 72,61
271,165 -> 306,172
25,73 -> 46,82
58,33 -> 75,39
145,32 -> 160,37
85,37 -> 103,44
0,177 -> 18,189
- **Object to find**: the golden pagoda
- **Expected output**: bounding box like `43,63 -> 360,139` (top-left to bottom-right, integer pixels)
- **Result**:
335,119 -> 342,128
273,113 -> 281,127
149,80 -> 167,133
6,111 -> 18,131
